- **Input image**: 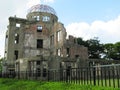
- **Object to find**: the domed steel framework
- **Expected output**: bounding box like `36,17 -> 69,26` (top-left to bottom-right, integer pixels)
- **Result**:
28,4 -> 57,16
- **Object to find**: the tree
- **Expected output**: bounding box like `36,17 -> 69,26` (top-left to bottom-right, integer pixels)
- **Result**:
103,42 -> 120,60
111,42 -> 120,60
86,37 -> 104,59
103,43 -> 114,60
77,37 -> 104,59
77,37 -> 88,46
77,37 -> 120,60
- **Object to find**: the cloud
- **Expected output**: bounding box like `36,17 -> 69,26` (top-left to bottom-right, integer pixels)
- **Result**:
66,15 -> 120,43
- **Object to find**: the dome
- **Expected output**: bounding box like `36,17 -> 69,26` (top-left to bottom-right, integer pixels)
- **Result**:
28,4 -> 57,16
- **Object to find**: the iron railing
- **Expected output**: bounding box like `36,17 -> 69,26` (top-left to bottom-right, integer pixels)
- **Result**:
0,65 -> 120,88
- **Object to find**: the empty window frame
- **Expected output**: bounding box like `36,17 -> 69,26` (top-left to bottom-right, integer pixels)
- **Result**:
6,35 -> 8,38
67,48 -> 69,54
42,16 -> 50,22
16,23 -> 20,28
57,31 -> 61,42
37,26 -> 42,32
14,33 -> 19,44
50,35 -> 54,45
37,39 -> 43,48
33,16 -> 37,20
33,16 -> 40,21
57,48 -> 61,56
36,61 -> 40,65
14,50 -> 18,60
33,16 -> 36,19
66,48 -> 70,57
5,35 -> 8,46
75,55 -> 79,58
36,16 -> 40,21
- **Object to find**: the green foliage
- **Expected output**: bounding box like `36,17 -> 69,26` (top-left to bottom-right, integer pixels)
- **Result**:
103,43 -> 114,60
77,37 -> 104,59
77,37 -> 87,46
0,78 -> 119,90
77,37 -> 120,60
0,58 -> 4,72
112,42 -> 120,60
103,42 -> 120,60
86,37 -> 104,59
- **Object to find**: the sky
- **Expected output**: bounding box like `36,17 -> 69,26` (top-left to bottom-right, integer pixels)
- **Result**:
0,0 -> 120,57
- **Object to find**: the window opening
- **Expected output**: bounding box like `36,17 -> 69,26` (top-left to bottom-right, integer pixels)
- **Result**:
15,33 -> 19,44
16,23 -> 20,28
75,55 -> 79,58
57,49 -> 61,56
33,16 -> 36,18
42,16 -> 50,22
14,50 -> 18,60
33,16 -> 37,20
36,61 -> 40,65
37,26 -> 42,32
6,35 -> 8,38
50,35 -> 54,45
33,16 -> 40,21
36,16 -> 40,21
37,39 -> 43,48
66,48 -> 70,57
67,48 -> 69,54
57,31 -> 61,42
5,35 -> 8,46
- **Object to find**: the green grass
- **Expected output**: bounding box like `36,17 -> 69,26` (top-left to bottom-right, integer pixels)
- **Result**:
0,78 -> 120,90
68,79 -> 120,87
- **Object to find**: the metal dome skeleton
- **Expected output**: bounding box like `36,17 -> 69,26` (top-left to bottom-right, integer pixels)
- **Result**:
28,4 -> 57,16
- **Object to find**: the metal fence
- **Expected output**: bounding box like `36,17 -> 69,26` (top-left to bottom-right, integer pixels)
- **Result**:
0,65 -> 120,88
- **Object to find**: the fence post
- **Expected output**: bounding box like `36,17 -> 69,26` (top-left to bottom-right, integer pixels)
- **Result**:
116,67 -> 120,88
0,72 -> 1,77
93,66 -> 96,85
25,70 -> 27,80
112,67 -> 115,88
66,66 -> 71,83
18,71 -> 20,79
48,70 -> 49,81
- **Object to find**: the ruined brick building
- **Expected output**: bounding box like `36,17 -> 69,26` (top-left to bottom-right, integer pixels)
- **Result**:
4,4 -> 88,79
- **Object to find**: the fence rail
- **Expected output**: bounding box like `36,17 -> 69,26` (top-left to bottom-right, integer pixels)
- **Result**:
0,65 -> 120,88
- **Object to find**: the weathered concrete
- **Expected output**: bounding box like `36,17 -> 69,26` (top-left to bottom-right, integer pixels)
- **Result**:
3,5 -> 89,81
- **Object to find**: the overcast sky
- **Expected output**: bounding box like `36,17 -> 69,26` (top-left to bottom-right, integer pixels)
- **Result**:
0,0 -> 120,57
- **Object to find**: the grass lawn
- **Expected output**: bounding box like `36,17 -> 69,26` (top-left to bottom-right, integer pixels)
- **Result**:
0,78 -> 119,90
